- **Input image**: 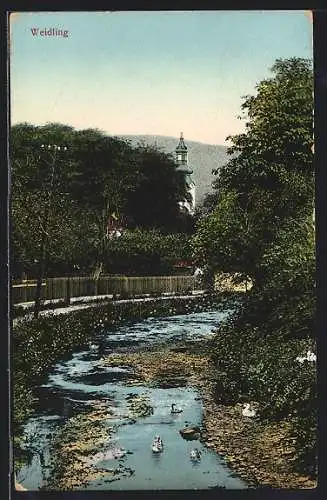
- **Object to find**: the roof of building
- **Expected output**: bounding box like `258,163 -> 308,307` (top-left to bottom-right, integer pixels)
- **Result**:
177,165 -> 193,175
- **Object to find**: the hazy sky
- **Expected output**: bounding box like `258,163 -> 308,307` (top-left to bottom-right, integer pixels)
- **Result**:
10,11 -> 312,145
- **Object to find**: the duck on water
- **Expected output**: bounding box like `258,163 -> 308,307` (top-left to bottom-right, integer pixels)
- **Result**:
190,449 -> 201,461
171,403 -> 183,414
152,435 -> 164,453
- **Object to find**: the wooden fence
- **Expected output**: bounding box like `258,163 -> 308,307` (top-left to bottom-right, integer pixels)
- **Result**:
12,275 -> 197,305
12,282 -> 47,304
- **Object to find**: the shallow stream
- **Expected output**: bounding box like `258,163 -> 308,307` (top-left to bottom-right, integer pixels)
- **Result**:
16,309 -> 247,490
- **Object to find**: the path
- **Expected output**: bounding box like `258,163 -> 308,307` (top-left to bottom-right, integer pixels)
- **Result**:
13,291 -> 207,325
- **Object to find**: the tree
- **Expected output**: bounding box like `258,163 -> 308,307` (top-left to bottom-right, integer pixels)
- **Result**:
66,129 -> 142,275
192,58 -> 314,285
11,124 -> 88,281
103,229 -> 192,276
124,143 -> 191,233
192,58 -> 316,478
11,123 -> 192,280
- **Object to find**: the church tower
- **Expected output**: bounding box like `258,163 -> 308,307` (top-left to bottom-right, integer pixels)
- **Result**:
175,132 -> 195,214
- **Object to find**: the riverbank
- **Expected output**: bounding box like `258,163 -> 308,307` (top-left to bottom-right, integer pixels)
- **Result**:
199,378 -> 316,489
14,292 -> 316,489
13,293 -> 239,473
101,343 -> 316,489
13,290 -> 207,322
17,308 -> 249,491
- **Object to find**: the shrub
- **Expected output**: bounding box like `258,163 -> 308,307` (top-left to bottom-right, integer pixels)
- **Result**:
210,315 -> 317,477
103,229 -> 192,275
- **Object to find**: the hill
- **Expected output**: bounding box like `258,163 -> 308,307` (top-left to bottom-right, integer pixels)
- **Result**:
118,135 -> 229,206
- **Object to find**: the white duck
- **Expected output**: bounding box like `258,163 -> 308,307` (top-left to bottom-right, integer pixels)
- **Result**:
152,435 -> 163,453
171,403 -> 183,414
190,448 -> 201,461
242,403 -> 256,418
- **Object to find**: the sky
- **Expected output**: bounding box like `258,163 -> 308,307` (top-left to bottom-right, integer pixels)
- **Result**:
10,11 -> 312,145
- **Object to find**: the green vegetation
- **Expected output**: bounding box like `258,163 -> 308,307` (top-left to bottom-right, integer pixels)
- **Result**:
103,229 -> 192,275
11,124 -> 193,279
12,56 -> 316,483
192,58 -> 316,477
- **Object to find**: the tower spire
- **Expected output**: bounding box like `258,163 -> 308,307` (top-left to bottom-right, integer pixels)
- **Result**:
176,132 -> 187,153
174,131 -> 195,215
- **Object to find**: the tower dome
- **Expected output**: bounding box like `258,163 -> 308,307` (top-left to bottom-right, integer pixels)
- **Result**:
175,132 -> 189,168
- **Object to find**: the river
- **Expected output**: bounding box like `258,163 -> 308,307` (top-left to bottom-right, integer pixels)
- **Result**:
16,309 -> 247,490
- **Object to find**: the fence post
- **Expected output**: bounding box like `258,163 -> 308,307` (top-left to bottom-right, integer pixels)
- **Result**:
65,278 -> 71,306
123,277 -> 129,297
22,283 -> 27,303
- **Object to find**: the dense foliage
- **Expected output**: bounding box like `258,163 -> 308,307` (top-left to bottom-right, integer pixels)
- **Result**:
103,229 -> 192,275
192,58 -> 316,477
193,58 -> 314,283
11,124 -> 192,278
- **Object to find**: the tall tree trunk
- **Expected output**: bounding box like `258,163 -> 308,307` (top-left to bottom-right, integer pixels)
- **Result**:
203,265 -> 215,293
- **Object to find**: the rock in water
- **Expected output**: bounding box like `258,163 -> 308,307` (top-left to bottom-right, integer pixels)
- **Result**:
179,426 -> 201,440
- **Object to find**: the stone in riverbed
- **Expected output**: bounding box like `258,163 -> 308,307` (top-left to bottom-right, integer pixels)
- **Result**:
179,426 -> 201,440
206,443 -> 215,448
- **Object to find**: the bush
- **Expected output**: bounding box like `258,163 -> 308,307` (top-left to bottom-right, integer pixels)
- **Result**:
210,313 -> 317,477
103,229 -> 192,275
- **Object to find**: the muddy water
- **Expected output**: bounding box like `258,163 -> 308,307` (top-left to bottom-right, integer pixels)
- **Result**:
16,310 -> 247,490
